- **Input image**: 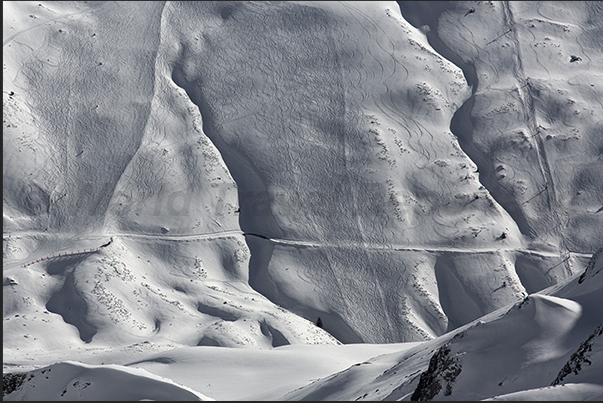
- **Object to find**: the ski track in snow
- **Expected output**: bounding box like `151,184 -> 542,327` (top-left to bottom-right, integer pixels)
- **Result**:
5,227 -> 592,270
403,1 -> 602,258
4,6 -> 603,396
2,3 -> 102,48
504,2 -> 598,273
503,2 -> 558,219
501,2 -> 570,273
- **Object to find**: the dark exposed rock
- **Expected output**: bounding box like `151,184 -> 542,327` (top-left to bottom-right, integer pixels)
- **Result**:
552,324 -> 603,385
3,277 -> 18,286
410,344 -> 462,401
3,372 -> 28,396
578,247 -> 603,284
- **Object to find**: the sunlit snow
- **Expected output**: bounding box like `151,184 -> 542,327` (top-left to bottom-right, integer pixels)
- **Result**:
3,1 -> 602,401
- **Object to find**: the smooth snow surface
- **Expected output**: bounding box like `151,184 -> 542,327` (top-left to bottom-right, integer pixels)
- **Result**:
3,360 -> 214,401
3,1 -> 602,401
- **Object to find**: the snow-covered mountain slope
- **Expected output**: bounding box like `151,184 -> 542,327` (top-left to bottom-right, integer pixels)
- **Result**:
5,249 -> 601,401
280,247 -> 603,401
400,0 -> 603,254
3,0 -> 602,400
3,0 -> 341,359
2,360 -> 213,401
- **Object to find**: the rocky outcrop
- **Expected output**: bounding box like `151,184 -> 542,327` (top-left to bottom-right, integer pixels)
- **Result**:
552,324 -> 603,385
410,343 -> 462,401
578,247 -> 603,284
3,373 -> 27,397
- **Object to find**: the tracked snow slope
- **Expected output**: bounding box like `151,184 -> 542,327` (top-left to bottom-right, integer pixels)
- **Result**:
3,0 -> 602,374
4,249 -> 602,402
163,0 -> 559,343
3,0 -> 340,363
3,1 -> 603,401
166,0 -> 525,249
283,248 -> 603,401
3,1 -> 165,233
399,1 -> 603,255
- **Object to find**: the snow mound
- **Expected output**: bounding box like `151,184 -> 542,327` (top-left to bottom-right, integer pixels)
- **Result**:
282,248 -> 603,401
2,360 -> 213,401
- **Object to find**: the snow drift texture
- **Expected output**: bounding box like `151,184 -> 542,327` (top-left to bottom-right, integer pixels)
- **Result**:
3,0 -> 603,401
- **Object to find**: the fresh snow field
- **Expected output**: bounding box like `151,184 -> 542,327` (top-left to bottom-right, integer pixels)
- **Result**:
3,1 -> 602,400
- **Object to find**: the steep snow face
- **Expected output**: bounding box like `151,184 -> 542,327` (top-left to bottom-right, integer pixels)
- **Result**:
162,0 -> 534,343
2,0 -> 601,372
3,0 -> 340,362
399,1 -> 603,254
3,1 -> 603,400
167,0 -> 487,245
283,248 -> 603,401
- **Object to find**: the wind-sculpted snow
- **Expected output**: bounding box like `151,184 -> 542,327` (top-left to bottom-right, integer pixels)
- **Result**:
399,1 -> 603,255
284,249 -> 603,401
3,1 -> 341,365
3,361 -> 213,401
3,2 -> 165,233
3,1 -> 603,399
162,0 -> 540,343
